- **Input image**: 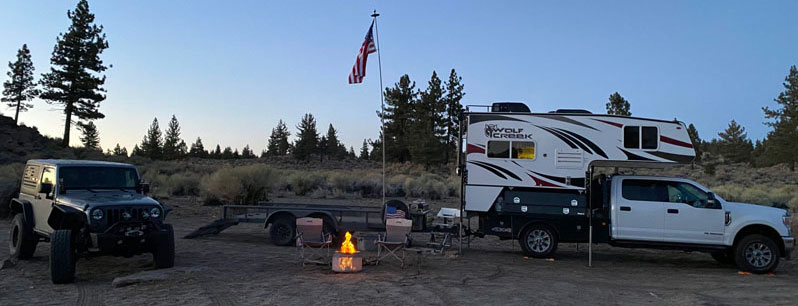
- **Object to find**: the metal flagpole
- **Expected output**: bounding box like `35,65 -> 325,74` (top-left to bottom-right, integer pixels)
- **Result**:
372,10 -> 386,207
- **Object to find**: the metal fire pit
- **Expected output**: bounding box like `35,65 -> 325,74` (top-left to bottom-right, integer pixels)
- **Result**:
332,251 -> 362,273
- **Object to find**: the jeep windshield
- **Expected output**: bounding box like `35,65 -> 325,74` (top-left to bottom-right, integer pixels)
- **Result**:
58,166 -> 139,190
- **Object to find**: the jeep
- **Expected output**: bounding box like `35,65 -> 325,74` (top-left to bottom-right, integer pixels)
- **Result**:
8,159 -> 175,284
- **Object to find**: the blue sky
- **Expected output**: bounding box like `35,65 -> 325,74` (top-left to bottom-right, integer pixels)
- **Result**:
1,1 -> 796,153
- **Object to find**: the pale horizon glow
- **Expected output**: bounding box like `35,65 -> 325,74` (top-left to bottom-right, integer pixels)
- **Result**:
1,1 -> 797,153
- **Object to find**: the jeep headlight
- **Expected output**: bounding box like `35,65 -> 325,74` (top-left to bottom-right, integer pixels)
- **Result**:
91,209 -> 104,220
150,207 -> 161,219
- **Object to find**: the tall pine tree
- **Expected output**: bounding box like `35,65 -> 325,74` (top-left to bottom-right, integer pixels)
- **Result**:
359,139 -> 370,160
189,137 -> 206,158
717,119 -> 752,163
78,121 -> 100,151
140,118 -> 163,159
444,68 -> 465,163
2,44 -> 40,125
324,124 -> 346,159
762,65 -> 798,170
293,113 -> 319,160
162,115 -> 185,160
686,123 -> 701,161
382,75 -> 416,162
112,143 -> 127,156
410,71 -> 447,166
606,92 -> 631,116
39,0 -> 109,147
266,119 -> 291,156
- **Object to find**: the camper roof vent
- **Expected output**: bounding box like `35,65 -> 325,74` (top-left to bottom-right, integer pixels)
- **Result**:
491,102 -> 530,113
549,109 -> 592,114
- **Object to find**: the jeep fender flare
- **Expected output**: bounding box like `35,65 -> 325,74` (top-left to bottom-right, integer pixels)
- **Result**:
48,204 -> 86,231
9,199 -> 35,228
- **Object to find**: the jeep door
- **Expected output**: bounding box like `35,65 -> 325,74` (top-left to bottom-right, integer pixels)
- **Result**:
612,179 -> 666,242
32,166 -> 56,234
662,181 -> 725,244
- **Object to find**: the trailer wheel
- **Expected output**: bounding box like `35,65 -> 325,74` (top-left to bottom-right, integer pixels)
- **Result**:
733,234 -> 779,274
519,224 -> 558,258
269,215 -> 296,246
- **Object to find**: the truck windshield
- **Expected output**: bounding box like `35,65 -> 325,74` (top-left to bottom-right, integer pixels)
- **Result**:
59,167 -> 139,190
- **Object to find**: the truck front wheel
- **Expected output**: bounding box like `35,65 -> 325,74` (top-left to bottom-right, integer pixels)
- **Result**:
9,213 -> 37,260
734,234 -> 780,274
50,230 -> 76,284
519,224 -> 558,258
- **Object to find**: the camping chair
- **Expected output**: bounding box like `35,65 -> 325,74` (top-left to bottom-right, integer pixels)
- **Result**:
375,218 -> 413,267
295,217 -> 332,266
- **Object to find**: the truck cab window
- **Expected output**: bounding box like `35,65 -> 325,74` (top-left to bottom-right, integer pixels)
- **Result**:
487,141 -> 510,158
621,179 -> 668,202
511,142 -> 535,159
623,126 -> 639,149
667,182 -> 713,208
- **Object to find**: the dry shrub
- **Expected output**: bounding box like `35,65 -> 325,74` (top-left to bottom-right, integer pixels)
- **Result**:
0,163 -> 25,217
201,164 -> 281,204
712,184 -> 798,209
288,171 -> 326,196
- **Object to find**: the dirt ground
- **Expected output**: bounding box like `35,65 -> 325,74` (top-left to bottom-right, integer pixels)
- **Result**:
1,197 -> 796,306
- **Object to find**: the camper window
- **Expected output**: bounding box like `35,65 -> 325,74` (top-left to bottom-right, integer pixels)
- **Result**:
487,141 -> 510,158
511,142 -> 536,159
624,126 -> 639,149
642,127 -> 658,149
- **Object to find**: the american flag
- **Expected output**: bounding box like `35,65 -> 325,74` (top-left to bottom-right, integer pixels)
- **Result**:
385,205 -> 406,219
348,21 -> 377,84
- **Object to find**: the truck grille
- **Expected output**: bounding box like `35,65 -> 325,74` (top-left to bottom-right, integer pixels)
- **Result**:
105,207 -> 147,224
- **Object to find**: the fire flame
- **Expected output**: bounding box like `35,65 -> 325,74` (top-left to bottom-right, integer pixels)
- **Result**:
340,231 -> 356,254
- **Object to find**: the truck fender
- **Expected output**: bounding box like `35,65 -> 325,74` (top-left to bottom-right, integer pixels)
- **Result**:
731,223 -> 786,257
48,205 -> 86,231
9,199 -> 35,228
516,220 -> 560,240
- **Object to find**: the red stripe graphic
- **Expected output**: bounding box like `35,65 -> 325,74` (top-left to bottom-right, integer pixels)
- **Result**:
593,119 -> 623,128
660,136 -> 693,148
528,174 -> 558,187
466,144 -> 485,154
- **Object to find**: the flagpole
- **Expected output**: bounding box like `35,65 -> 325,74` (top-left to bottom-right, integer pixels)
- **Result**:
372,10 -> 386,208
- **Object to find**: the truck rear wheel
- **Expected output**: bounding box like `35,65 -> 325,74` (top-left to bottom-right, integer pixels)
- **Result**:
269,216 -> 296,246
519,224 -> 558,258
50,230 -> 76,284
734,234 -> 780,274
153,224 -> 175,269
9,213 -> 37,260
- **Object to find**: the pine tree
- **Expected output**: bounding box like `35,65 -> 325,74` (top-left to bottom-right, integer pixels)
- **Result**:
140,118 -> 163,159
241,145 -> 255,159
762,65 -> 798,170
233,148 -> 240,159
359,139 -> 369,160
130,145 -> 141,157
443,68 -> 465,162
162,115 -> 184,160
2,44 -> 40,125
78,121 -> 100,150
369,135 -> 383,162
39,0 -> 109,147
112,143 -> 127,156
266,119 -> 291,156
382,75 -> 417,162
293,113 -> 319,160
324,124 -> 346,159
212,145 -> 222,159
348,146 -> 356,159
409,71 -> 448,166
686,123 -> 701,161
717,120 -> 752,163
222,146 -> 234,159
606,92 -> 631,116
189,137 -> 206,158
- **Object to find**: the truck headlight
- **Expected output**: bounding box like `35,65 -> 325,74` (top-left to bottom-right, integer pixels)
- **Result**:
784,212 -> 792,232
150,207 -> 161,219
91,209 -> 104,220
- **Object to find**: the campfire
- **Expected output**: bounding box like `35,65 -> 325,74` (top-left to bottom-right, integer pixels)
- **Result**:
332,232 -> 362,273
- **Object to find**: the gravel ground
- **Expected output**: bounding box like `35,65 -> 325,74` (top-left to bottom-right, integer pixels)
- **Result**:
1,197 -> 795,306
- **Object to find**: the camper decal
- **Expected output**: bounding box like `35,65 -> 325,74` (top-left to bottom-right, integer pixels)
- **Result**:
484,124 -> 533,139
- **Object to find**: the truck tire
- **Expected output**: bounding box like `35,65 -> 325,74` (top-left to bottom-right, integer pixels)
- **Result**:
710,250 -> 735,265
733,234 -> 780,274
50,230 -> 76,284
269,216 -> 296,246
153,224 -> 175,269
9,213 -> 37,260
519,224 -> 558,258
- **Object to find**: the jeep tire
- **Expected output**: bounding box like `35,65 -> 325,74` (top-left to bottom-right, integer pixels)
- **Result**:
50,230 -> 76,284
269,216 -> 296,246
734,234 -> 780,274
153,224 -> 175,269
519,224 -> 558,258
9,213 -> 37,260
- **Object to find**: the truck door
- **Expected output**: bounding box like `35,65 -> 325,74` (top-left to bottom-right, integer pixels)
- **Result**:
662,181 -> 725,244
33,166 -> 56,234
613,179 -> 666,242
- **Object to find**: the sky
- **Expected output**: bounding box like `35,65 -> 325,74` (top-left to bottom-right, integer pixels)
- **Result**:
1,1 -> 797,153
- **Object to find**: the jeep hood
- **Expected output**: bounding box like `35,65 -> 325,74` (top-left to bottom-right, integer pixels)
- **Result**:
57,190 -> 159,209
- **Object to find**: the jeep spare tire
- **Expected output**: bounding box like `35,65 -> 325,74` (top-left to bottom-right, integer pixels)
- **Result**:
50,230 -> 76,284
153,224 -> 175,269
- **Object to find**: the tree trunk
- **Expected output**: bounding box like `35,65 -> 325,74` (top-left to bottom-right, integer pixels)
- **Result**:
14,100 -> 21,125
62,103 -> 72,147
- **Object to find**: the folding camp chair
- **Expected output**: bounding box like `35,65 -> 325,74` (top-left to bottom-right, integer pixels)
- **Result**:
295,217 -> 332,266
375,218 -> 413,267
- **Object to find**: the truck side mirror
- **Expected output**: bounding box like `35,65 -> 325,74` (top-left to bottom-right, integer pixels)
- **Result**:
706,192 -> 717,208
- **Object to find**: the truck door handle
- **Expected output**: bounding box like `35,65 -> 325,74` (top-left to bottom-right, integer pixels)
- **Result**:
620,206 -> 631,211
667,209 -> 679,214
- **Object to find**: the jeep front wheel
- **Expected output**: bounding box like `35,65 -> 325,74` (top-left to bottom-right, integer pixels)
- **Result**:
9,213 -> 37,260
734,234 -> 780,274
153,224 -> 175,269
50,230 -> 76,284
